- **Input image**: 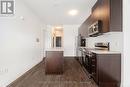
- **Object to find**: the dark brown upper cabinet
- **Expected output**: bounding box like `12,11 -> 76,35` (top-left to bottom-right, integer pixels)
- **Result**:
92,0 -> 122,32
92,0 -> 110,33
110,0 -> 122,31
79,15 -> 92,37
79,0 -> 122,37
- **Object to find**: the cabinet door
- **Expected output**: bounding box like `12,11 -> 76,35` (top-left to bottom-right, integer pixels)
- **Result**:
84,15 -> 92,37
110,0 -> 122,31
99,0 -> 110,33
78,26 -> 82,36
79,23 -> 86,37
82,22 -> 87,37
78,15 -> 92,37
91,53 -> 98,83
92,0 -> 109,33
97,54 -> 121,87
91,0 -> 101,22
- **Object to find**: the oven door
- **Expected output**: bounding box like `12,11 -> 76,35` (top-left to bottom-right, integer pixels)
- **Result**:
82,52 -> 86,66
78,49 -> 83,65
85,54 -> 92,73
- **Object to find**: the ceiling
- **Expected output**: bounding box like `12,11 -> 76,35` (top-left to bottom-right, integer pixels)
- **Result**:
22,0 -> 97,25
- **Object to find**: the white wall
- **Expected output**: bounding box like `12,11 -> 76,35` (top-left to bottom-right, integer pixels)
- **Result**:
0,0 -> 44,87
44,25 -> 52,50
123,0 -> 130,87
44,25 -> 79,57
63,25 -> 79,57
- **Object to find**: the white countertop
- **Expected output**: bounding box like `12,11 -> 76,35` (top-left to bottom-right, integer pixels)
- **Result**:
89,50 -> 121,54
79,47 -> 121,54
46,48 -> 64,51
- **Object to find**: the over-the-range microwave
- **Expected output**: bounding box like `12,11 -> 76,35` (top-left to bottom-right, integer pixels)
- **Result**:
88,20 -> 102,37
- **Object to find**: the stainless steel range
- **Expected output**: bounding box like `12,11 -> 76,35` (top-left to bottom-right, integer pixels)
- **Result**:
95,42 -> 109,50
77,42 -> 110,79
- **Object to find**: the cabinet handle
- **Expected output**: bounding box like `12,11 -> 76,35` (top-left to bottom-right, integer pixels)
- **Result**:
92,59 -> 95,61
92,65 -> 95,67
92,72 -> 96,75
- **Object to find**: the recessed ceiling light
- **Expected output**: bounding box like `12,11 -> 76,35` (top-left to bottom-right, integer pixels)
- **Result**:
55,26 -> 63,29
54,25 -> 63,29
68,9 -> 78,16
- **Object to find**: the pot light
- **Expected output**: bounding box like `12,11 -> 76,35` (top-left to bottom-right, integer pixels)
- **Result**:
55,26 -> 63,29
54,25 -> 63,29
68,9 -> 78,16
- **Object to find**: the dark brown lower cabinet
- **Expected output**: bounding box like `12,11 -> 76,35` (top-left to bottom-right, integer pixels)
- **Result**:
91,53 -> 121,87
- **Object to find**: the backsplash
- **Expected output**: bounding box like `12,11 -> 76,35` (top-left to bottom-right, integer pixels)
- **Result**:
86,32 -> 123,52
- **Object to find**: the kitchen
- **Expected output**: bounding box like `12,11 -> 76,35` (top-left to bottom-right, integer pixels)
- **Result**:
76,0 -> 122,87
0,0 -> 129,87
42,0 -> 123,85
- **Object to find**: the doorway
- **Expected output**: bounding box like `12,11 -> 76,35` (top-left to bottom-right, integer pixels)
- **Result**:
52,26 -> 63,48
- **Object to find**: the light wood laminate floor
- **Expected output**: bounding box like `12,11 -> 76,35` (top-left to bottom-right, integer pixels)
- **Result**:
8,58 -> 98,87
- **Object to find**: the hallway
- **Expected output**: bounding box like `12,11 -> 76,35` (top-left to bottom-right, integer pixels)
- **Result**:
8,58 -> 98,87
